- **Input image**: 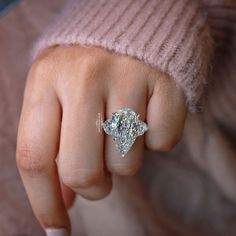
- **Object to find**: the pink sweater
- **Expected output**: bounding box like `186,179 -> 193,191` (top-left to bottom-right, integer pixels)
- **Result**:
33,0 -> 213,111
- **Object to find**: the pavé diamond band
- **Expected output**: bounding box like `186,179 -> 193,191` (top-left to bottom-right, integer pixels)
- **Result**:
102,108 -> 148,157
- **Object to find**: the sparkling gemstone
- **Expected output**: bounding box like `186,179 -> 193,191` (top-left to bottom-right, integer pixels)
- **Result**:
102,108 -> 148,157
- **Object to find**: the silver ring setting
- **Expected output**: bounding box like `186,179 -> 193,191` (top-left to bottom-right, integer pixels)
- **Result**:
102,108 -> 148,157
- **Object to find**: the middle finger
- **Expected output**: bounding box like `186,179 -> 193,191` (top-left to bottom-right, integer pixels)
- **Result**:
58,76 -> 111,200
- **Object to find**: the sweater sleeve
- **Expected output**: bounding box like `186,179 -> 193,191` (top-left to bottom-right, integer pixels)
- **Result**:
32,0 -> 213,112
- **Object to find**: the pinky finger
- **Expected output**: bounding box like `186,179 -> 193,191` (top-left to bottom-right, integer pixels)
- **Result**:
16,78 -> 70,235
145,74 -> 187,151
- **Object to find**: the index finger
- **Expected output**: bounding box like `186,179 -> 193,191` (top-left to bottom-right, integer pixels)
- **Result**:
16,69 -> 70,235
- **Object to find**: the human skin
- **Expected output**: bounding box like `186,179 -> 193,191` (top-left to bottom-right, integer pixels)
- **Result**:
16,45 -> 187,234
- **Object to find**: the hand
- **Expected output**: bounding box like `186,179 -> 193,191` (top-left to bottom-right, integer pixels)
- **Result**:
16,45 -> 187,234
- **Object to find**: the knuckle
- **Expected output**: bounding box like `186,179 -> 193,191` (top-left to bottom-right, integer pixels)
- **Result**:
82,186 -> 112,201
94,187 -> 112,200
16,146 -> 48,174
108,162 -> 141,176
59,166 -> 102,189
30,55 -> 54,79
28,49 -> 59,85
146,136 -> 181,152
79,54 -> 110,83
157,142 -> 175,152
63,52 -> 110,98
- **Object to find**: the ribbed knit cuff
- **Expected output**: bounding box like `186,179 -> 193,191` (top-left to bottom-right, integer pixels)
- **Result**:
33,0 -> 213,112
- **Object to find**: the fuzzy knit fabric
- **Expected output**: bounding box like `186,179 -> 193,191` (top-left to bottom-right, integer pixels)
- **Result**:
32,0 -> 213,112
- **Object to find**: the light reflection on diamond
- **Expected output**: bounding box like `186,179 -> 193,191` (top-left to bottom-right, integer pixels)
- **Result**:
102,108 -> 148,157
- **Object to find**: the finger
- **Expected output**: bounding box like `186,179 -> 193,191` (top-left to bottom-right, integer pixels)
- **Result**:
145,74 -> 187,151
71,171 -> 112,200
105,75 -> 147,176
60,182 -> 76,209
58,77 -> 112,200
16,75 -> 70,233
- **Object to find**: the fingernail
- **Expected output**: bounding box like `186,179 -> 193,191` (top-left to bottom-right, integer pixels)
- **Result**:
46,228 -> 68,236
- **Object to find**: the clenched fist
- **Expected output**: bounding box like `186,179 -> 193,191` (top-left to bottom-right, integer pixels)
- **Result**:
16,46 -> 187,234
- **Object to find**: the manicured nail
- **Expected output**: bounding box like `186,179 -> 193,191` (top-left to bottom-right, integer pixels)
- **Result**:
46,228 -> 68,236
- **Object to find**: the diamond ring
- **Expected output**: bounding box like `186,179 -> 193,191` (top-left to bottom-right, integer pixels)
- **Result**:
102,108 -> 148,157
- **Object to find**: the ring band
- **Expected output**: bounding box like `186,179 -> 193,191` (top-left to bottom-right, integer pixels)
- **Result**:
102,107 -> 148,157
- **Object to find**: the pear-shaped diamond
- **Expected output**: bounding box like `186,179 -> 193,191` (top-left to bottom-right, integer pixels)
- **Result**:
102,108 -> 148,157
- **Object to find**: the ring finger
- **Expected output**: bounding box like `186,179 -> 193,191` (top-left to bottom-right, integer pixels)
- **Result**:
105,75 -> 147,176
